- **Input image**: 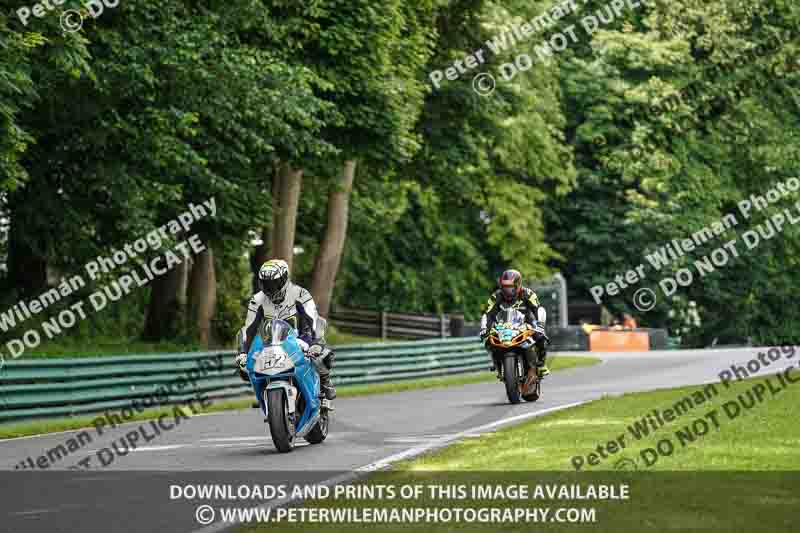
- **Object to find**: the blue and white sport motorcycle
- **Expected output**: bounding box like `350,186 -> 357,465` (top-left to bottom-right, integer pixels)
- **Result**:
245,318 -> 332,452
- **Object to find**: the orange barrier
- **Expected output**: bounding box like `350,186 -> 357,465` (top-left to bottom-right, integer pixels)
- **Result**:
589,330 -> 650,352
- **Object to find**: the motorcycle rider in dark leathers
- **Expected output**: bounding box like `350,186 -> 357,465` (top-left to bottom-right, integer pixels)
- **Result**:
479,269 -> 550,383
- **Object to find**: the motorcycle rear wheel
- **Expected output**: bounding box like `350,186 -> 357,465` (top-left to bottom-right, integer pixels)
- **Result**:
523,379 -> 541,402
503,356 -> 521,404
305,412 -> 329,444
266,388 -> 295,453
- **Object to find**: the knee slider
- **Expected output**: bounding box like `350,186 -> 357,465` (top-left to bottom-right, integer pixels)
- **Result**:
312,355 -> 329,376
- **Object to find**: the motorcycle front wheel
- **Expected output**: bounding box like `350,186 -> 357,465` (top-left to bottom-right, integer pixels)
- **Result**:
503,355 -> 521,404
266,388 -> 295,453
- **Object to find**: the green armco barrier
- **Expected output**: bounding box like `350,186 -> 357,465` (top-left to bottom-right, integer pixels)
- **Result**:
0,338 -> 484,422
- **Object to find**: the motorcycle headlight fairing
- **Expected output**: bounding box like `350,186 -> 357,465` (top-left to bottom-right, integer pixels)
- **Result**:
255,346 -> 294,374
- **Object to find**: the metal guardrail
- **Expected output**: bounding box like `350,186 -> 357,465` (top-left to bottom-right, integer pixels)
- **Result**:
332,337 -> 486,385
330,307 -> 466,340
0,338 -> 485,422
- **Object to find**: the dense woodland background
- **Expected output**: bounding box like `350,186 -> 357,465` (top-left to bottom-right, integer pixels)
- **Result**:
1,0 -> 798,353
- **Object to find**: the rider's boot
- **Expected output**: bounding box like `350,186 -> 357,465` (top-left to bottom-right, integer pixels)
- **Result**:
536,346 -> 550,377
310,350 -> 337,400
484,338 -> 497,375
320,372 -> 337,400
491,355 -> 502,380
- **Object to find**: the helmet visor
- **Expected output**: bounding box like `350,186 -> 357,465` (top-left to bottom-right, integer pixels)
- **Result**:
501,285 -> 517,301
260,276 -> 286,297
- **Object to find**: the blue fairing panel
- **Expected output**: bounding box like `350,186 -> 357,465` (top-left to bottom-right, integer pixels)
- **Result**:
282,337 -> 320,431
243,328 -> 321,431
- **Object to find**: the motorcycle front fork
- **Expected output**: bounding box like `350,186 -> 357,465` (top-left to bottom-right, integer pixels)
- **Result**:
492,354 -> 529,380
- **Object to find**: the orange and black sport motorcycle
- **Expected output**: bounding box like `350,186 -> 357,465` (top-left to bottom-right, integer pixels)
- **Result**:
486,308 -> 542,404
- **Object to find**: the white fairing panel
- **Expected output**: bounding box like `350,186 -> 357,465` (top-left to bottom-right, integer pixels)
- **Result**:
254,346 -> 295,375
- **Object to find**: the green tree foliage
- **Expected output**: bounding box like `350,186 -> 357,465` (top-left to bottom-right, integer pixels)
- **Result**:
548,0 -> 800,344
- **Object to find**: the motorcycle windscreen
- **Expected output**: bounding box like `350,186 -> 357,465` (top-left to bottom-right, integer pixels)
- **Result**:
500,308 -> 526,326
270,319 -> 294,346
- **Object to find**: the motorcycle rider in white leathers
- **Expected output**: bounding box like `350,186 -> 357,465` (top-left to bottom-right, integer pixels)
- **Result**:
235,259 -> 336,400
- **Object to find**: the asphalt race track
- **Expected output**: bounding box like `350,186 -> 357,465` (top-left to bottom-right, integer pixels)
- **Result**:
0,347 -> 794,533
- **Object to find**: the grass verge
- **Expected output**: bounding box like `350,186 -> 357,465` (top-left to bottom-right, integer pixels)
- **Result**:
403,369 -> 800,471
0,355 -> 599,439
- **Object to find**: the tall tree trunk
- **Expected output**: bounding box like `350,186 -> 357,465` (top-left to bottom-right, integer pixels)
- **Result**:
311,159 -> 357,317
271,163 -> 303,272
176,255 -> 189,308
5,216 -> 47,297
253,226 -> 272,269
251,167 -> 279,291
188,246 -> 217,347
142,256 -> 188,341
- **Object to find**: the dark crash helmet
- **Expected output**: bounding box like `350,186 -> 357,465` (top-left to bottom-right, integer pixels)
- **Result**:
498,269 -> 523,303
258,259 -> 290,302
